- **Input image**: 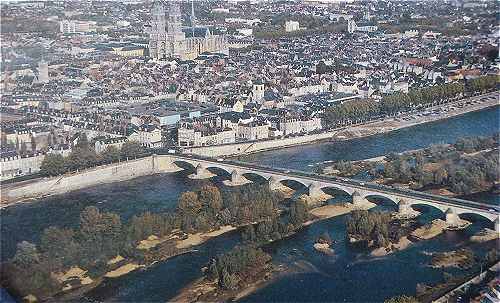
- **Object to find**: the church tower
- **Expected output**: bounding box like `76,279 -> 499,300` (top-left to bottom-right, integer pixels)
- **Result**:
166,1 -> 186,58
149,1 -> 167,59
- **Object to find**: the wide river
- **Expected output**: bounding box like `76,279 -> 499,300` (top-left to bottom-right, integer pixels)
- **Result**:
1,106 -> 498,302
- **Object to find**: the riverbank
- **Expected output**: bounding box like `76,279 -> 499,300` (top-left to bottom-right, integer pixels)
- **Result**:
184,92 -> 499,158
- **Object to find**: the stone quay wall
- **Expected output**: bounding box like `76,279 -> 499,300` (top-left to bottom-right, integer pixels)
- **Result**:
2,157 -> 155,204
181,132 -> 336,158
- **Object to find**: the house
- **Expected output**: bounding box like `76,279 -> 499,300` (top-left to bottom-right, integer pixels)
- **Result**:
128,124 -> 162,148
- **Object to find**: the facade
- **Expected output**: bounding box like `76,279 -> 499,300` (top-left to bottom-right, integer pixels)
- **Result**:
252,81 -> 265,103
128,125 -> 162,148
237,121 -> 270,141
177,125 -> 235,147
94,137 -> 128,154
148,1 -> 228,61
285,21 -> 300,32
59,20 -> 96,33
278,117 -> 322,136
0,148 -> 70,180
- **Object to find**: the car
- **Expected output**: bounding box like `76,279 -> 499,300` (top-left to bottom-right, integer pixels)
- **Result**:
217,158 -> 225,162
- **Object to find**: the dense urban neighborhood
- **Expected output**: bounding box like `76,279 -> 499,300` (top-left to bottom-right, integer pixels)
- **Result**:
0,1 -> 499,303
1,0 -> 498,180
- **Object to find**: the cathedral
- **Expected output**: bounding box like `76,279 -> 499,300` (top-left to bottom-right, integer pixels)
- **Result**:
147,1 -> 228,61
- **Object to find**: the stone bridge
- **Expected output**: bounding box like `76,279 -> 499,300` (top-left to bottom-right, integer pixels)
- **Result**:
153,154 -> 500,230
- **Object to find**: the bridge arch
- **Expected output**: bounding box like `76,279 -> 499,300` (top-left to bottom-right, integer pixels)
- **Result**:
456,212 -> 495,228
205,166 -> 231,178
242,172 -> 268,184
173,160 -> 196,171
409,203 -> 445,219
279,178 -> 309,191
319,185 -> 354,197
362,193 -> 399,207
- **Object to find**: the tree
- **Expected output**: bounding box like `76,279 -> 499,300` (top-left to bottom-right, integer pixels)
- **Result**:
121,141 -> 144,159
40,153 -> 66,176
178,191 -> 201,215
30,133 -> 37,151
40,227 -> 79,270
12,241 -> 40,269
102,146 -> 121,163
79,206 -> 104,254
198,185 -> 223,213
241,224 -> 256,243
289,200 -> 308,227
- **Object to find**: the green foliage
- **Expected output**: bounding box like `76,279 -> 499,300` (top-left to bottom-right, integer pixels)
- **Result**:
78,206 -> 124,264
206,245 -> 271,290
289,200 -> 308,228
40,227 -> 80,270
128,212 -> 174,243
12,241 -> 40,269
40,153 -> 66,176
121,141 -> 145,159
4,241 -> 60,298
101,146 -> 121,163
346,210 -> 391,248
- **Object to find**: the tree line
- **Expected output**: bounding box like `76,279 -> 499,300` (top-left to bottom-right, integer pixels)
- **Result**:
324,75 -> 498,126
40,133 -> 146,176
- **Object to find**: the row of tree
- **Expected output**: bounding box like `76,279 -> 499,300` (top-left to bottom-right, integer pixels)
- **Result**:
40,134 -> 145,176
324,76 -> 498,126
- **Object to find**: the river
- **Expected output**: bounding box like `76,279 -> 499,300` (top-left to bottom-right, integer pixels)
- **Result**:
1,106 -> 498,302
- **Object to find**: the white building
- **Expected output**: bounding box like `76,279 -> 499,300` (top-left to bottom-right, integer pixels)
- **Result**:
237,121 -> 269,141
94,137 -> 128,154
347,19 -> 377,34
278,117 -> 322,136
285,21 -> 300,32
59,20 -> 96,33
251,80 -> 265,103
128,125 -> 162,148
1,148 -> 71,180
177,126 -> 235,147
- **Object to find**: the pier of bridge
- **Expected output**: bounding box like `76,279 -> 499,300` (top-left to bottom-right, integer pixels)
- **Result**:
153,154 -> 500,231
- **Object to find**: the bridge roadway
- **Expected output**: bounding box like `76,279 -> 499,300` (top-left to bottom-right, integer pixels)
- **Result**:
155,154 -> 499,225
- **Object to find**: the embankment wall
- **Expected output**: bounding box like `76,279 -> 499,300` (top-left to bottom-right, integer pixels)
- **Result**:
182,132 -> 337,157
3,157 -> 155,203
